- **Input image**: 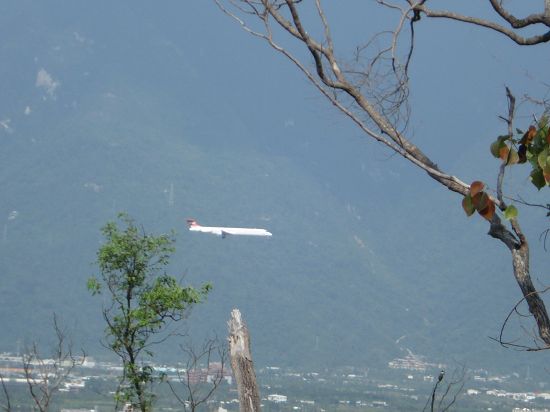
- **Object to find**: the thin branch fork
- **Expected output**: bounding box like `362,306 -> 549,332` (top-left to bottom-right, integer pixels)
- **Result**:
488,0 -> 550,29
493,286 -> 550,351
259,0 -> 472,198
166,338 -> 227,412
412,2 -> 550,46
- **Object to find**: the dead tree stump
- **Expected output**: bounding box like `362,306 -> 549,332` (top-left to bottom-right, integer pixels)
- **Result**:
228,309 -> 261,412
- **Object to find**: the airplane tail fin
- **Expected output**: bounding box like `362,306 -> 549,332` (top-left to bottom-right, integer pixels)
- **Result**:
186,218 -> 199,228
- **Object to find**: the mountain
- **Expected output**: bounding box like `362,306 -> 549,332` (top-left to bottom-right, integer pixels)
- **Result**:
0,1 -> 548,377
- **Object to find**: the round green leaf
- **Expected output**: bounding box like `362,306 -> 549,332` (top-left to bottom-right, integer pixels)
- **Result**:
504,204 -> 518,220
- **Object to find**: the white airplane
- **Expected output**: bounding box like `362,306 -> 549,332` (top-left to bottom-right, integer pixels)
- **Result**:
187,219 -> 272,238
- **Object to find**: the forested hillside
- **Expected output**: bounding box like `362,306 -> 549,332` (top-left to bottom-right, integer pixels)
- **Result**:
0,1 -> 546,375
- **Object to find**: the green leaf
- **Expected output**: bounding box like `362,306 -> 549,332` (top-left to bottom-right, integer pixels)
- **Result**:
490,140 -> 503,158
462,194 -> 475,217
490,137 -> 507,159
87,277 -> 101,295
506,147 -> 519,165
504,205 -> 518,220
530,168 -> 546,190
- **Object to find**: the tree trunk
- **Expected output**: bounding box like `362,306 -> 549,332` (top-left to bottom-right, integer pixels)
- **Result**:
228,309 -> 261,412
511,244 -> 550,344
489,216 -> 550,346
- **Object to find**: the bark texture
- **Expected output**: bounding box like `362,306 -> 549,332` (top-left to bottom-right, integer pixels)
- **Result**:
511,244 -> 550,344
228,309 -> 261,412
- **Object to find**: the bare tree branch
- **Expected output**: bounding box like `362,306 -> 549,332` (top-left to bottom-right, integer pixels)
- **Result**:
422,366 -> 466,412
439,367 -> 466,412
492,286 -> 550,351
215,0 -> 550,349
488,0 -> 550,29
413,2 -> 550,46
216,0 -> 472,199
166,337 -> 228,412
22,314 -> 84,412
0,373 -> 11,412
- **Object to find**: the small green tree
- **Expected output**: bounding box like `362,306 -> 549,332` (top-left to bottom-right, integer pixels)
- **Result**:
88,213 -> 211,412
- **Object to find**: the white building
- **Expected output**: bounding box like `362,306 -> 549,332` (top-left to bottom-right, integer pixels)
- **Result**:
268,394 -> 287,403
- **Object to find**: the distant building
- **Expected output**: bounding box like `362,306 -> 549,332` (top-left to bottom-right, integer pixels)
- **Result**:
185,362 -> 232,385
371,401 -> 388,407
121,404 -> 134,412
388,352 -> 438,372
267,394 -> 287,403
81,357 -> 96,368
61,409 -> 96,412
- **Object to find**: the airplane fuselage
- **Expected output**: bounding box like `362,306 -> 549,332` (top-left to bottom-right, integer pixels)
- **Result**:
187,220 -> 272,238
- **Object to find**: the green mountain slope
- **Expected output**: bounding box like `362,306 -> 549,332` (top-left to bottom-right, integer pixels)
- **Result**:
0,1 -> 547,375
